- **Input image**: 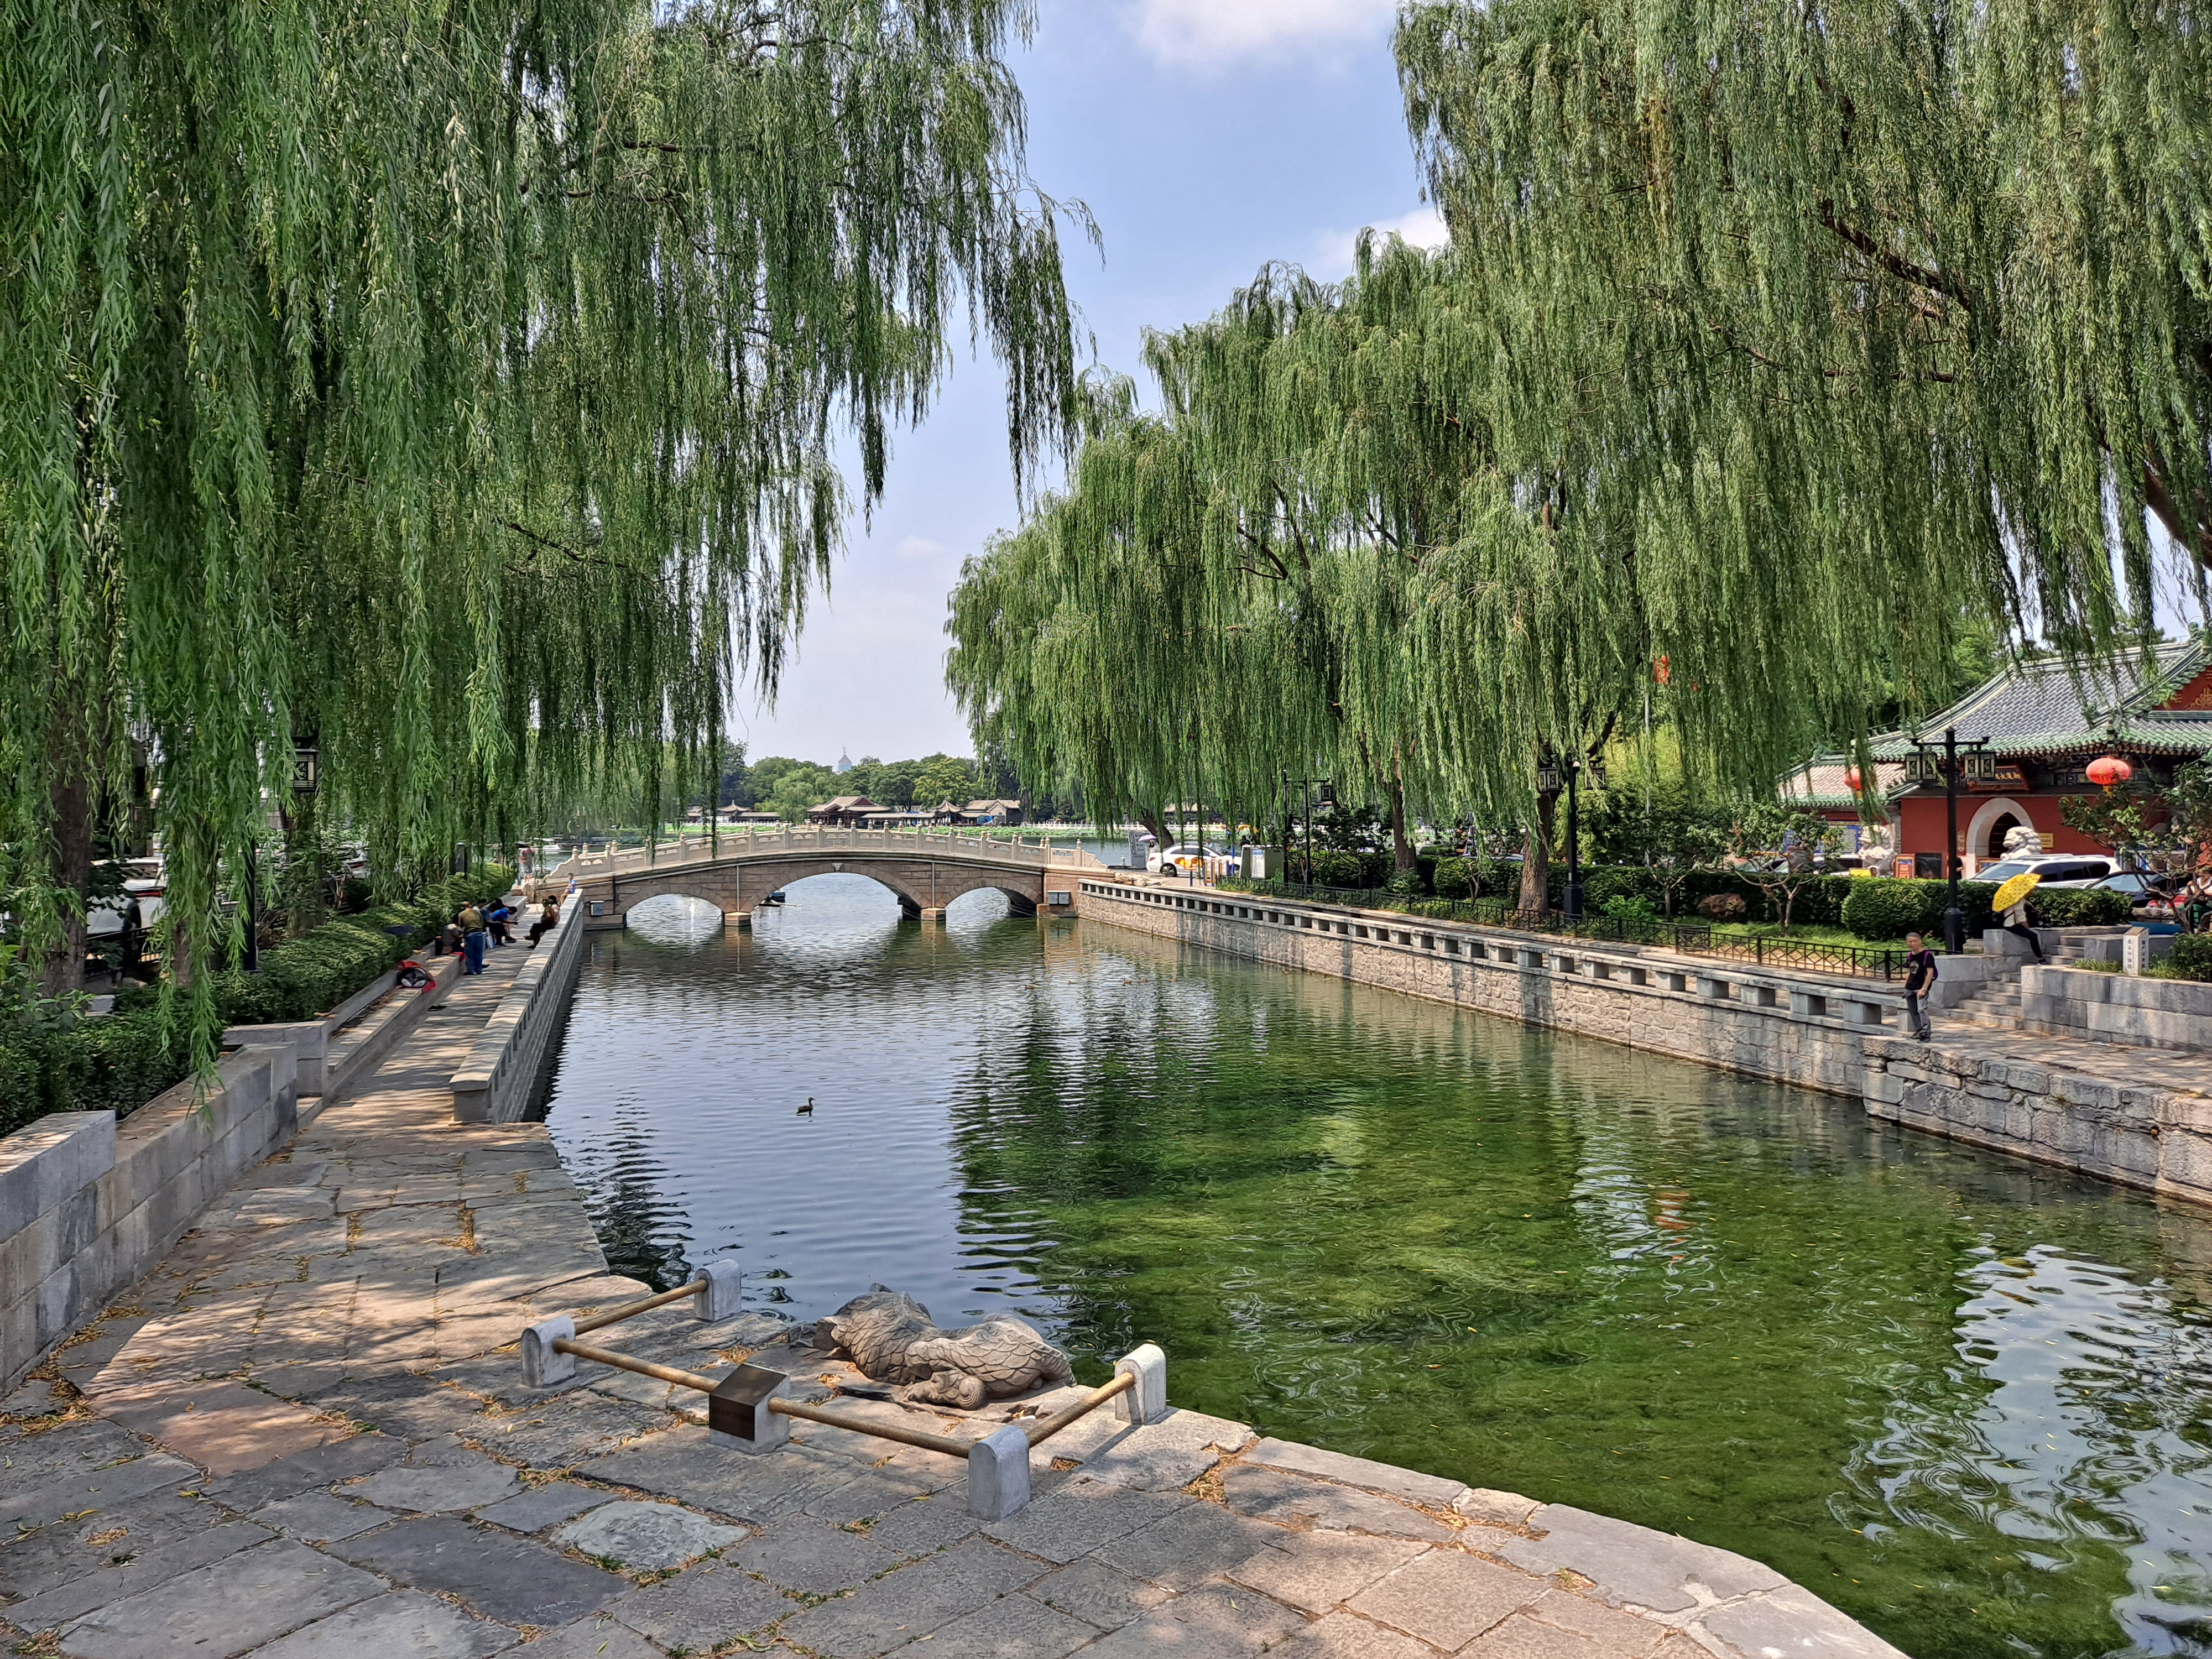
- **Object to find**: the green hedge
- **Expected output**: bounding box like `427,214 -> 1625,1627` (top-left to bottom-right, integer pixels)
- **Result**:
1,866 -> 517,1137
2027,886 -> 2135,927
0,1005 -> 191,1139
2169,933 -> 2212,983
212,867 -> 514,1025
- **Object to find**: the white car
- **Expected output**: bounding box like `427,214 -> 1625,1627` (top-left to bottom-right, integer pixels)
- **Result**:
1974,854 -> 2121,889
1150,843 -> 1240,876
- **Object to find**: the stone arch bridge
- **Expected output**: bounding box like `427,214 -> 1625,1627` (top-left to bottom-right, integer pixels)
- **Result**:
563,826 -> 1104,930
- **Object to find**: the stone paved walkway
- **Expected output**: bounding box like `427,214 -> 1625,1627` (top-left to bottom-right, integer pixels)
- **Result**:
2,931 -> 1904,1657
1915,1016 -> 2211,1098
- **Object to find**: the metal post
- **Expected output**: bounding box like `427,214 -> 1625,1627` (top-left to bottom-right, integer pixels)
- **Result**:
1942,726 -> 1964,954
1563,756 -> 1584,924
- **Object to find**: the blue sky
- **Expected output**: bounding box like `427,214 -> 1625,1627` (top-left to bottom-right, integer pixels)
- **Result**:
734,0 -> 1434,766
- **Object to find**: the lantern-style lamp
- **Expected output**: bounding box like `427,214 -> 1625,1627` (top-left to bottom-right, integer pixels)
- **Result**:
1843,765 -> 1864,792
291,744 -> 320,796
2086,754 -> 2133,789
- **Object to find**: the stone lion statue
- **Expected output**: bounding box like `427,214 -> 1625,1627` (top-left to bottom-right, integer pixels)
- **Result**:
815,1288 -> 1075,1410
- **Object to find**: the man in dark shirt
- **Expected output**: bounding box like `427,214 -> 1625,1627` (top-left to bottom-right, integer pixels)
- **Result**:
1903,930 -> 1938,1041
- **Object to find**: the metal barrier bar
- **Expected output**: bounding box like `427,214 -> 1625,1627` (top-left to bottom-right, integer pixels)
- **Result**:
767,1397 -> 975,1457
1024,1370 -> 1134,1447
572,1280 -> 704,1336
556,1336 -> 720,1393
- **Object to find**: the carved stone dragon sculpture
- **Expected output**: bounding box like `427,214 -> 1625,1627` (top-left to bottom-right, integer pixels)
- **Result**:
814,1288 -> 1075,1409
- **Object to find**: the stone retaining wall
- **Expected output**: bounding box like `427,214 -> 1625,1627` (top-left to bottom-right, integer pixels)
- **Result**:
0,1045 -> 299,1391
2021,963 -> 2212,1052
1864,1037 -> 2212,1204
451,905 -> 588,1125
1078,878 -> 1895,1097
1079,878 -> 2212,1206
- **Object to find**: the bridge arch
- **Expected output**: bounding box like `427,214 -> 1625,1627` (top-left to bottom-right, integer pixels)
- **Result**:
585,849 -> 1046,928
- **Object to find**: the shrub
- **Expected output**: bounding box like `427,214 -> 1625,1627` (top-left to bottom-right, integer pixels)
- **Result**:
0,1004 -> 190,1138
1434,857 -> 1475,899
2028,887 -> 2135,928
1602,894 -> 1659,925
1385,868 -> 1425,897
1302,849 -> 1370,889
1841,878 -> 1936,941
2167,933 -> 2212,983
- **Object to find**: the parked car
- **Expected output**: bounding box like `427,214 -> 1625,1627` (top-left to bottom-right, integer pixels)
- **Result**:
1150,843 -> 1240,877
1972,854 -> 2121,889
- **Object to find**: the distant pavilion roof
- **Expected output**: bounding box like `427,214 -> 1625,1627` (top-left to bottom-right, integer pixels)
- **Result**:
1779,759 -> 1910,811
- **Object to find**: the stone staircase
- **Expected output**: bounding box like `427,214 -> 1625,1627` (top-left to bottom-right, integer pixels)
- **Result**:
1945,936 -> 2103,1031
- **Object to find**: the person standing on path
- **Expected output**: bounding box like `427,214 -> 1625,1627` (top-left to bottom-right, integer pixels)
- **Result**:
460,902 -> 488,975
1903,931 -> 1939,1041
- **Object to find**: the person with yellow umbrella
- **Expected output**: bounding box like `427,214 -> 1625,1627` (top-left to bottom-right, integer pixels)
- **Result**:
1992,869 -> 2046,963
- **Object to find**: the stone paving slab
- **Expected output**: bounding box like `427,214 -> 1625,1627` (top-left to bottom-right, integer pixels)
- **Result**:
602,1559 -> 796,1651
52,1537 -> 385,1658
1347,1547 -> 1545,1649
327,1513 -> 628,1626
245,1587 -> 516,1658
0,915 -> 1911,1659
1244,1437 -> 1469,1509
476,1479 -> 606,1533
554,1499 -> 747,1570
1218,1463 -> 1457,1542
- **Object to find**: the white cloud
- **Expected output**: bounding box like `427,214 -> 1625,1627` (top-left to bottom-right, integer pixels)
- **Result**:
1312,203 -> 1448,277
893,535 -> 948,561
1128,0 -> 1399,68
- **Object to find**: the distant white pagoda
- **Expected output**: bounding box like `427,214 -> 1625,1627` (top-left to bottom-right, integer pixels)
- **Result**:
833,748 -> 853,775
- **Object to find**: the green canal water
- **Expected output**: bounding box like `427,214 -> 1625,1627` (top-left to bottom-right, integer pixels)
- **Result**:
535,876 -> 2212,1658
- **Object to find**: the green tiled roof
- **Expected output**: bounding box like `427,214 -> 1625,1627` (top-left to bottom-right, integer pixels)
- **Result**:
1866,635 -> 2212,760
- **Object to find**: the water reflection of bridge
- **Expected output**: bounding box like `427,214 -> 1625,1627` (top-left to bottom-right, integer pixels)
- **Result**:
567,826 -> 1105,928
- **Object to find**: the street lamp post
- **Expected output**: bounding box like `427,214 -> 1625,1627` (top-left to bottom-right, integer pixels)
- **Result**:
1906,726 -> 1987,953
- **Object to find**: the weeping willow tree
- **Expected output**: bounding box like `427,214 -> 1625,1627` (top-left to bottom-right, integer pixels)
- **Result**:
1397,0 -> 2212,642
953,0 -> 2208,897
4,0 -> 1082,1052
951,236 -> 1967,902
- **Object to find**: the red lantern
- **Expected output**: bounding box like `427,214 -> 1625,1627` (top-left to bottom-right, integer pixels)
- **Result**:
1843,765 -> 1864,792
2086,754 -> 2133,788
1654,655 -> 1671,686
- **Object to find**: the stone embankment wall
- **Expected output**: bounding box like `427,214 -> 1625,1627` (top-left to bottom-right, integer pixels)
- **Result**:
1864,1038 -> 2212,1204
0,1046 -> 299,1392
451,905 -> 588,1124
1079,878 -> 2212,1206
1080,879 -> 1900,1092
2021,964 -> 2212,1052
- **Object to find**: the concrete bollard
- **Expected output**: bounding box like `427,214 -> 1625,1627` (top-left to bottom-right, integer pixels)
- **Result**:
1114,1343 -> 1167,1425
693,1258 -> 743,1322
967,1423 -> 1031,1520
707,1363 -> 791,1453
521,1316 -> 577,1388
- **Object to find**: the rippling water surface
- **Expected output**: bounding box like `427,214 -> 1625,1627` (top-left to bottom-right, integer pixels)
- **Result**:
535,876 -> 2212,1658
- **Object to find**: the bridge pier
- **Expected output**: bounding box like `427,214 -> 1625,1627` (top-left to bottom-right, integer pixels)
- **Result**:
724,910 -> 753,930
919,907 -> 947,922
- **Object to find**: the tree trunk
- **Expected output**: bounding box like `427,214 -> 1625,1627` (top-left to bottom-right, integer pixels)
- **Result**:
1519,793 -> 1557,913
1389,781 -> 1415,875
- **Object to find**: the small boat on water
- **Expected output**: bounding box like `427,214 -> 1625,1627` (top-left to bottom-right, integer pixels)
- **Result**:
760,890 -> 788,907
